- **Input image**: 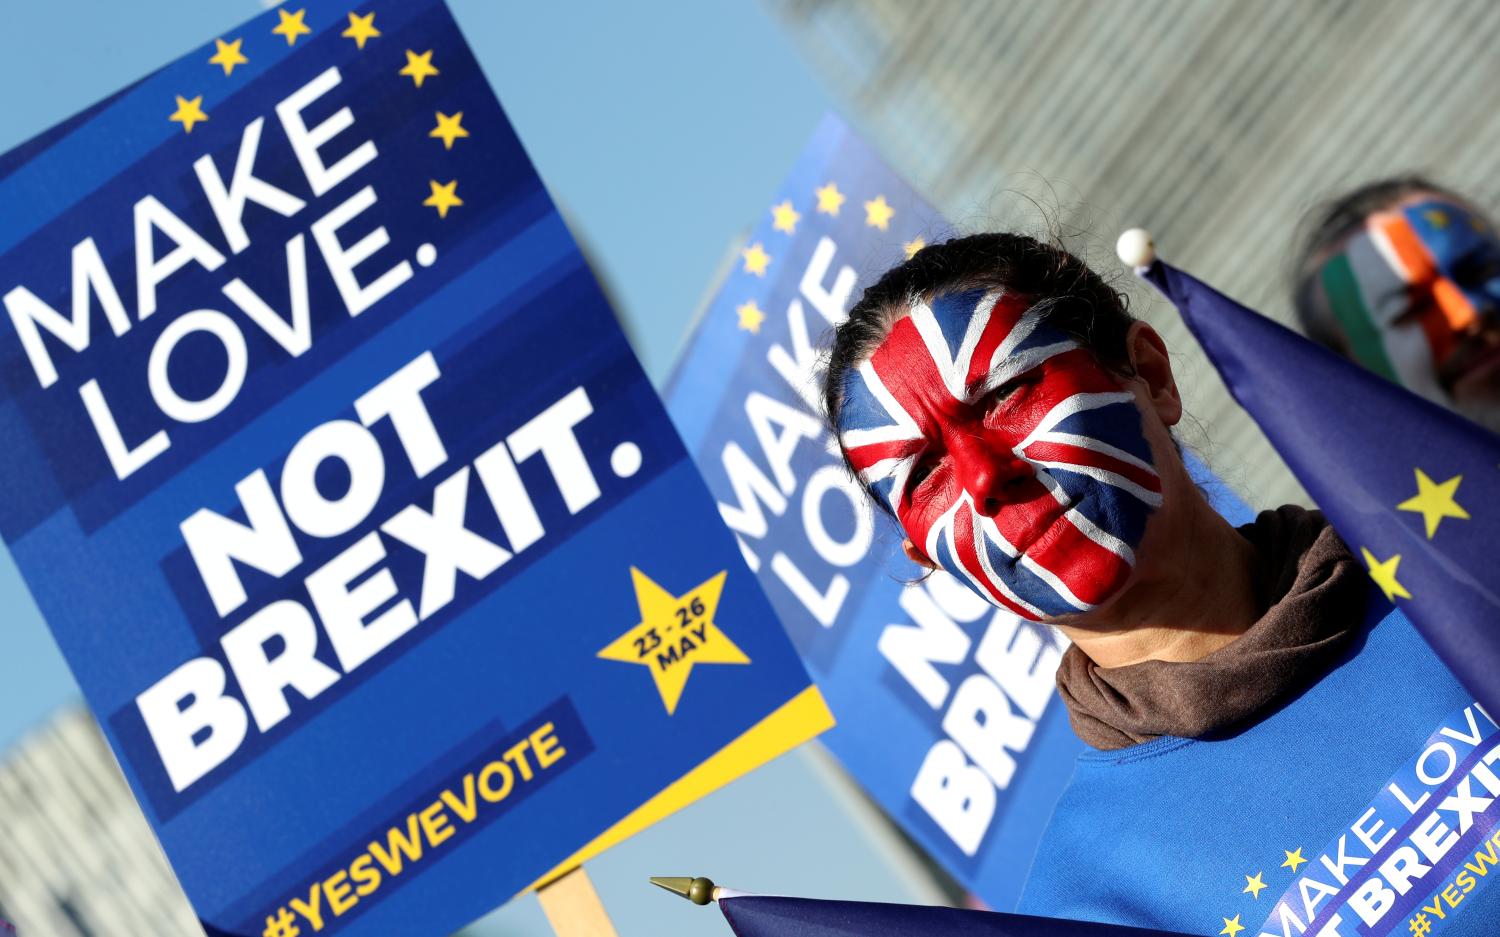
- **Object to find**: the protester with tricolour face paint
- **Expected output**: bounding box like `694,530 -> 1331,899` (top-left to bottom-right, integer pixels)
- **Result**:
1293,176 -> 1500,434
825,234 -> 1498,933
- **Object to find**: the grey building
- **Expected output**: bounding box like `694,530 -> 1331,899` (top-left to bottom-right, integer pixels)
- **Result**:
0,707 -> 201,937
769,0 -> 1500,507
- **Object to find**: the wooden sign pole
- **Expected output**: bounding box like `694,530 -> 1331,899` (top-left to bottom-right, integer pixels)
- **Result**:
537,866 -> 620,937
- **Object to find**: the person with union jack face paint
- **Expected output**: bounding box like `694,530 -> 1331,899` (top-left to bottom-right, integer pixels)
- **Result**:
824,234 -> 1498,932
825,233 -> 1263,659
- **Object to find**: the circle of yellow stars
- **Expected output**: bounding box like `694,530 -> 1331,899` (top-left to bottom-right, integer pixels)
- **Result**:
171,10 -> 470,223
731,181 -> 916,334
1360,466 -> 1471,604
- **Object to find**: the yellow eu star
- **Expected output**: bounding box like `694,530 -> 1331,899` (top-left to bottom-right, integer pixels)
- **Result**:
272,8 -> 312,46
208,38 -> 247,76
1281,847 -> 1307,872
430,111 -> 469,149
903,237 -> 926,259
1243,871 -> 1266,899
771,200 -> 800,235
864,194 -> 894,230
400,49 -> 439,87
597,568 -> 749,715
815,182 -> 844,216
1361,547 -> 1412,602
1397,468 -> 1469,539
342,12 -> 380,50
1424,208 -> 1449,229
1220,915 -> 1244,937
423,180 -> 462,218
741,242 -> 771,276
736,301 -> 766,334
169,95 -> 209,134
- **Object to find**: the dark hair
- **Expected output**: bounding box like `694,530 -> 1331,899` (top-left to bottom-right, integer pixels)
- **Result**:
822,232 -> 1137,512
1290,175 -> 1483,350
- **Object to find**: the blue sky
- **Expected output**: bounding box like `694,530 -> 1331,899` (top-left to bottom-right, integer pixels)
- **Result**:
0,2 -> 933,934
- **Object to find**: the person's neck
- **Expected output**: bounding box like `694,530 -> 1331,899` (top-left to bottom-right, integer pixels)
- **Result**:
1054,495 -> 1261,669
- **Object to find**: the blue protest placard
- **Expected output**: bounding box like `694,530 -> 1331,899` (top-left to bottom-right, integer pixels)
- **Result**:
0,2 -> 831,934
666,114 -> 1251,910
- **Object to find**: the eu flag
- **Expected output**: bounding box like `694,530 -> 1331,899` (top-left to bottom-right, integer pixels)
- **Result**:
718,895 -> 1194,936
1133,249 -> 1500,716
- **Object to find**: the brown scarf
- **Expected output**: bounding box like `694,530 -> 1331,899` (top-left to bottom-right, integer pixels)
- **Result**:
1055,505 -> 1369,750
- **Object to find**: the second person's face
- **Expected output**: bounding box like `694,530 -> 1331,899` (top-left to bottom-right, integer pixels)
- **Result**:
1315,196 -> 1500,415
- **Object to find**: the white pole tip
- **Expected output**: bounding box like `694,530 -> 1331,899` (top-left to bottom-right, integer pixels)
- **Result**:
1116,228 -> 1156,269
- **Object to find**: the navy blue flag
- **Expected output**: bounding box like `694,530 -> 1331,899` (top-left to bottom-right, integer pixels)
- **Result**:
1135,254 -> 1500,717
717,896 -> 1194,937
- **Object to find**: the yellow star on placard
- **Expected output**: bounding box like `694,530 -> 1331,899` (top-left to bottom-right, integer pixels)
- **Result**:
904,237 -> 926,259
597,568 -> 749,715
423,180 -> 462,218
815,182 -> 844,216
272,8 -> 312,46
1243,871 -> 1267,899
169,95 -> 208,133
1361,547 -> 1413,602
736,300 -> 766,334
342,11 -> 380,49
864,194 -> 894,230
742,242 -> 771,276
1425,208 -> 1450,229
429,111 -> 469,149
771,200 -> 800,235
1397,468 -> 1469,539
400,49 -> 439,87
1281,847 -> 1307,873
1220,915 -> 1244,937
208,38 -> 247,76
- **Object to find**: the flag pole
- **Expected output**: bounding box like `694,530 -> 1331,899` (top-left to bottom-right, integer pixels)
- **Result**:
537,866 -> 620,937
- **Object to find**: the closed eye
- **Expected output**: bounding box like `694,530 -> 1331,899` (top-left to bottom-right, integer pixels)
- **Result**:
986,370 -> 1040,404
1451,254 -> 1500,290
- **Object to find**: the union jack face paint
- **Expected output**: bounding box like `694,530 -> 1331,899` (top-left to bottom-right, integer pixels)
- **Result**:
836,288 -> 1163,620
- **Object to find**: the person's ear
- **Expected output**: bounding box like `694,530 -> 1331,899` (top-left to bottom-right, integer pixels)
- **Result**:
1125,321 -> 1182,427
902,539 -> 938,569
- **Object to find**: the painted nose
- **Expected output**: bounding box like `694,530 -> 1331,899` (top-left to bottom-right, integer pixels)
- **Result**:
1433,277 -> 1481,334
950,434 -> 1033,517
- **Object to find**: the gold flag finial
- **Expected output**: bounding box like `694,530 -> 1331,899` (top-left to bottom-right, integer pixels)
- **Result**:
649,876 -> 718,905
